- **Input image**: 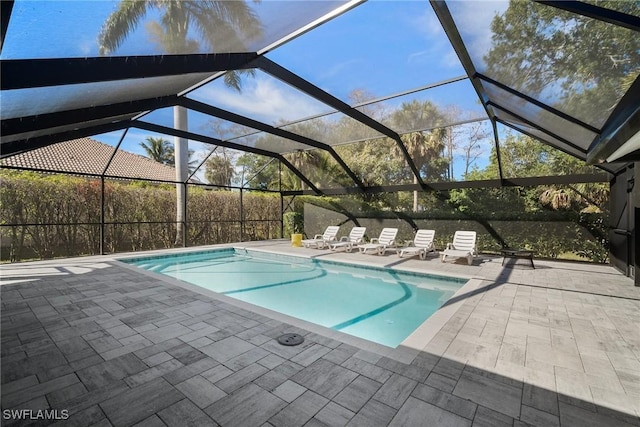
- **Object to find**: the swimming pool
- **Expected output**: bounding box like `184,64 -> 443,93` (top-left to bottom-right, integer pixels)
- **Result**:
122,249 -> 467,347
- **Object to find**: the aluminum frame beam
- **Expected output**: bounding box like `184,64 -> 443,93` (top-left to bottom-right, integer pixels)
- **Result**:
487,101 -> 589,155
2,95 -> 179,138
0,0 -> 13,52
494,118 -> 617,174
0,121 -> 130,159
132,120 -> 322,194
252,56 -> 430,190
281,172 -> 610,196
1,53 -> 259,90
587,76 -> 640,164
476,73 -> 600,134
178,97 -> 366,192
430,0 -> 505,183
534,1 -> 640,32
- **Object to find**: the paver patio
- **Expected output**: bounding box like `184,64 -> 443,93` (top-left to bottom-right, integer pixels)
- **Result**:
1,240 -> 639,426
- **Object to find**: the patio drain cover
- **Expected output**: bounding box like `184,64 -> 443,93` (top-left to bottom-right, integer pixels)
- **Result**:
277,333 -> 304,346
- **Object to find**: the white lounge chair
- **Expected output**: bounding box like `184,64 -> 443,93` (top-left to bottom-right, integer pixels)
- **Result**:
358,228 -> 398,255
301,225 -> 340,249
397,229 -> 435,260
329,227 -> 367,252
441,231 -> 477,265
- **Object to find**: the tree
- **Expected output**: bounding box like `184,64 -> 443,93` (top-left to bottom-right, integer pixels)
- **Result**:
99,0 -> 263,245
98,0 -> 263,90
390,100 -> 449,211
236,153 -> 279,190
204,149 -> 236,188
285,149 -> 324,191
484,1 -> 640,124
139,136 -> 198,173
139,137 -> 174,165
459,122 -> 489,178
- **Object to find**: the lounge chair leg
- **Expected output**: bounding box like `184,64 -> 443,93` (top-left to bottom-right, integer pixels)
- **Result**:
441,254 -> 446,263
467,255 -> 472,265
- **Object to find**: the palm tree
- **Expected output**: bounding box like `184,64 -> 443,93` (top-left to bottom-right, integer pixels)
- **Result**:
286,149 -> 326,191
205,155 -> 236,188
98,1 -> 262,89
98,1 -> 263,245
139,137 -> 174,164
140,136 -> 199,174
539,183 -> 609,213
391,100 -> 448,211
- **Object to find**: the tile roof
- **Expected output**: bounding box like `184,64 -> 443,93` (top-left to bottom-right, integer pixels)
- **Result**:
1,137 -> 183,182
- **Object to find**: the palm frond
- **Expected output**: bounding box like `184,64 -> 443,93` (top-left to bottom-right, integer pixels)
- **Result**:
98,0 -> 150,55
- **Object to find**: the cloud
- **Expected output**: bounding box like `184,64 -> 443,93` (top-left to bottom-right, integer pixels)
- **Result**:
192,75 -> 329,124
446,1 -> 509,67
319,58 -> 362,81
413,7 -> 445,38
407,50 -> 431,64
406,7 -> 463,71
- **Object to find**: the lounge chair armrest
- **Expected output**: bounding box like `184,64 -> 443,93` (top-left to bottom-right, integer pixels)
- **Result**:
339,236 -> 349,242
446,243 -> 453,249
355,237 -> 364,243
404,240 -> 414,247
370,238 -> 379,243
313,234 -> 323,239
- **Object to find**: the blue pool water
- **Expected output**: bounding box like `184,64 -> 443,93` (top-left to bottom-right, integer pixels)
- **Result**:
122,249 -> 466,347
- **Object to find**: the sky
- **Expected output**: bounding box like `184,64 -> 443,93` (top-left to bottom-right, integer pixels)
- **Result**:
1,0 -> 512,182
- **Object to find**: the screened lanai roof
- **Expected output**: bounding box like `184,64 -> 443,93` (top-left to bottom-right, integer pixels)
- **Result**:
1,0 -> 639,194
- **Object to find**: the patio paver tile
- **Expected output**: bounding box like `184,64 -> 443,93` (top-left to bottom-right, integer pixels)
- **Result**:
214,363 -> 269,393
388,396 -> 471,427
99,377 -> 184,427
158,398 -> 217,427
470,405 -> 513,427
272,379 -> 307,403
520,404 -> 560,427
46,382 -> 89,407
558,401 -> 637,427
131,414 -> 166,427
314,401 -> 356,427
162,357 -> 219,385
2,373 -> 79,408
411,383 -> 477,420
292,359 -> 358,400
199,336 -> 256,363
175,374 -> 226,408
124,358 -> 184,387
340,357 -> 392,384
333,375 -> 382,413
76,353 -> 147,390
345,399 -> 397,427
371,373 -> 417,410
205,383 -> 286,427
452,370 -> 522,418
269,390 -> 329,427
50,405 -> 106,427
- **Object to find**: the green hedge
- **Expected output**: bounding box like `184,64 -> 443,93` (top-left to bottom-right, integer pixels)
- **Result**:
0,171 -> 281,262
0,171 -> 609,263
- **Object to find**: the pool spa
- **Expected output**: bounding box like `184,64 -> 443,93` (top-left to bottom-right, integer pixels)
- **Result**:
122,249 -> 467,348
